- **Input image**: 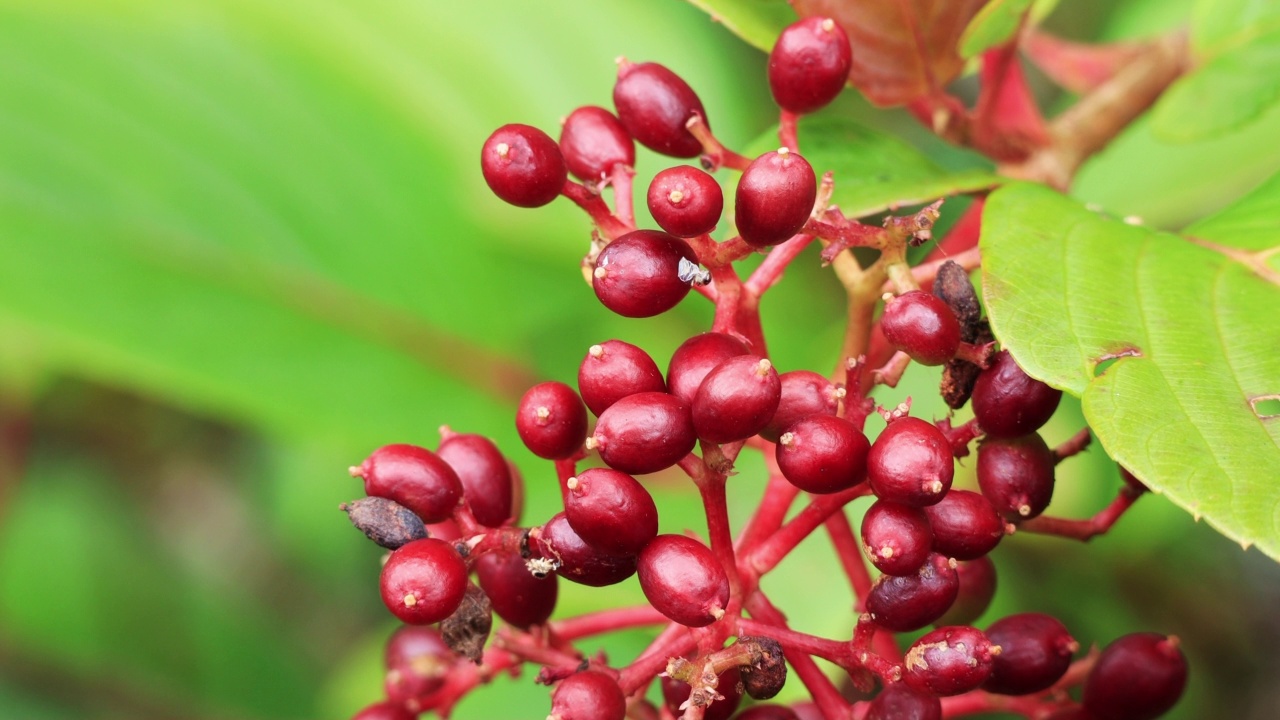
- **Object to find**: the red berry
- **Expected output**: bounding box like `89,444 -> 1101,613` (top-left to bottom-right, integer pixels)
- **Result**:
559,106 -> 635,183
865,683 -> 942,720
613,61 -> 708,158
353,444 -> 463,524
977,433 -> 1056,520
549,670 -> 627,720
867,417 -> 954,507
692,355 -> 782,443
637,534 -> 730,627
577,339 -> 666,416
759,369 -> 843,443
379,538 -> 468,625
881,291 -> 962,366
593,230 -> 698,318
735,148 -> 816,248
661,665 -> 742,720
971,350 -> 1063,438
475,550 -> 558,629
533,513 -> 638,587
564,467 -> 659,556
383,626 -> 453,705
515,381 -> 588,460
667,332 -> 751,405
861,499 -> 934,576
924,489 -> 1005,560
351,701 -> 416,720
436,430 -> 514,528
902,625 -> 1000,696
733,705 -> 800,720
768,17 -> 853,114
648,165 -> 724,237
775,414 -> 870,494
983,613 -> 1078,695
480,123 -> 566,208
866,553 -> 959,632
934,555 -> 998,627
1082,633 -> 1187,720
589,391 -> 696,475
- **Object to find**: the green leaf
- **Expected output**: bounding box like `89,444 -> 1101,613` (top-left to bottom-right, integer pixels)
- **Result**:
682,0 -> 796,51
1192,0 -> 1280,54
959,0 -> 1033,58
981,181 -> 1280,560
1151,28 -> 1280,142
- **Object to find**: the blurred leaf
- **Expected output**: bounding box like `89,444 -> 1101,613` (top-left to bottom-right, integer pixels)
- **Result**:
959,0 -> 1032,58
981,181 -> 1280,560
681,0 -> 796,51
1151,28 -> 1280,142
1191,0 -> 1280,53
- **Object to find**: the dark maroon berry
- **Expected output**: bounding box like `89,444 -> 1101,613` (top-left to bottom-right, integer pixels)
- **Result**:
668,332 -> 751,405
662,665 -> 742,720
733,705 -> 800,720
384,626 -> 453,705
352,701 -> 416,720
475,550 -> 558,629
924,489 -> 1005,560
693,355 -> 782,443
768,17 -> 853,114
648,165 -> 724,237
379,538 -> 468,625
735,148 -> 817,248
533,513 -> 638,587
549,670 -> 627,720
577,339 -> 666,416
589,391 -> 696,475
865,683 -> 942,720
866,553 -> 959,632
564,467 -> 659,555
559,106 -> 635,183
480,123 -> 566,208
977,433 -> 1056,520
515,381 -> 588,460
613,60 -> 708,158
439,583 -> 492,663
935,556 -> 998,627
593,230 -> 698,318
436,430 -> 514,527
759,370 -> 843,443
353,444 -> 463,524
983,613 -> 1078,695
739,636 -> 788,700
341,496 -> 428,550
638,534 -> 730,627
903,625 -> 1000,696
972,350 -> 1063,438
867,417 -> 954,507
1082,633 -> 1187,720
861,500 -> 934,576
881,291 -> 962,367
775,415 -> 870,494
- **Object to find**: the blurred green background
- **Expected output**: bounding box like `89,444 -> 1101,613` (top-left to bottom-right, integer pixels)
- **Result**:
1,0 -> 1278,718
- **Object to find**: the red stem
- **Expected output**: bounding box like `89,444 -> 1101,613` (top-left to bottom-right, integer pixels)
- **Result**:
779,110 -> 800,152
735,468 -> 800,555
550,605 -> 670,641
747,485 -> 870,576
610,163 -> 637,227
1016,489 -> 1142,541
745,234 -> 816,295
561,180 -> 631,239
823,511 -> 873,603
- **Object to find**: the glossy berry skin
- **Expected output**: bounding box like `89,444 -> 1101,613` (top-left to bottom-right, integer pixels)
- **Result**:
977,433 -> 1056,520
935,556 -> 998,627
559,106 -> 635,183
983,613 -> 1077,695
480,123 -> 566,208
759,370 -> 842,443
564,467 -> 659,556
593,230 -> 697,318
866,553 -> 959,632
867,417 -> 954,507
549,670 -> 627,720
352,701 -> 416,720
661,666 -> 742,720
384,626 -> 453,705
590,391 -> 696,475
693,355 -> 782,443
768,17 -> 853,114
865,683 -> 942,720
515,381 -> 588,460
667,332 -> 751,405
577,339 -> 666,416
533,513 -> 638,587
474,550 -> 558,629
354,444 -> 463,524
735,148 -> 817,248
436,431 -> 513,527
733,705 -> 800,720
648,165 -> 724,237
613,61 -> 708,158
903,625 -> 1000,696
881,291 -> 962,366
861,500 -> 934,576
972,350 -> 1063,438
775,414 -> 870,494
1082,633 -> 1187,720
379,538 -> 468,625
638,534 -> 730,627
924,489 -> 1005,560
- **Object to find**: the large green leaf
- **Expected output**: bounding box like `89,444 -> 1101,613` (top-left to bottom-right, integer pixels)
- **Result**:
981,181 -> 1280,560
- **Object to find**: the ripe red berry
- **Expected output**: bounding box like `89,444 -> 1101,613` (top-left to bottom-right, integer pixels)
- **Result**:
865,683 -> 942,720
867,417 -> 954,507
515,381 -> 588,460
759,369 -> 843,443
353,444 -> 463,524
983,613 -> 1078,695
971,350 -> 1063,438
924,489 -> 1006,560
549,670 -> 627,720
379,538 -> 468,625
661,665 -> 742,720
564,467 -> 659,556
589,391 -> 696,475
667,332 -> 751,405
935,556 -> 998,627
613,61 -> 708,158
352,701 -> 416,720
436,430 -> 514,527
383,626 -> 453,705
1082,633 -> 1187,720
637,534 -> 730,627
480,123 -> 567,208
768,17 -> 853,114
881,291 -> 963,366
533,513 -> 638,587
735,148 -> 816,248
866,553 -> 959,632
775,414 -> 870,494
577,339 -> 667,416
593,230 -> 698,318
903,625 -> 1000,696
692,355 -> 782,443
861,499 -> 934,576
734,705 -> 801,720
648,165 -> 724,237
474,550 -> 558,629
977,433 -> 1056,520
559,106 -> 635,183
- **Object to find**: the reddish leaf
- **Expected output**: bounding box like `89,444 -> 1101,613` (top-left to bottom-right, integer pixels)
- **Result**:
1022,29 -> 1147,94
970,44 -> 1049,162
794,0 -> 988,106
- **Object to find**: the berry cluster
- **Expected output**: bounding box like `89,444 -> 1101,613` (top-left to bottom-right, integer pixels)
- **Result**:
342,14 -> 1186,720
